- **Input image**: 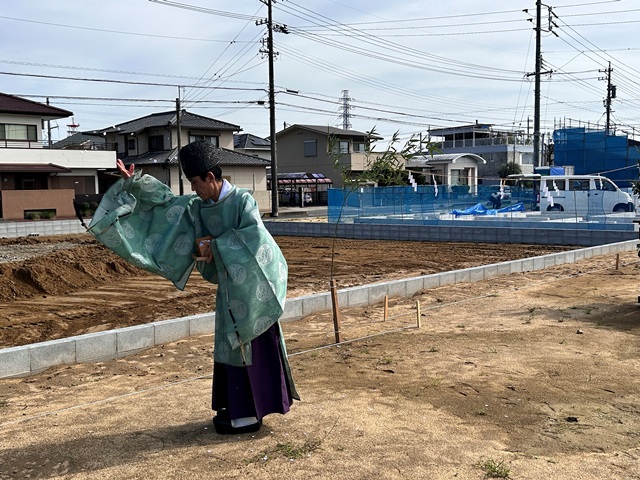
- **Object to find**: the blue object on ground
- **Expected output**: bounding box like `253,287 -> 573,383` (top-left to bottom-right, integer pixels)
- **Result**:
452,202 -> 525,216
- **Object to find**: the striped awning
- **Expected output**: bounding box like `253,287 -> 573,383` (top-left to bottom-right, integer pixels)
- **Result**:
278,178 -> 332,185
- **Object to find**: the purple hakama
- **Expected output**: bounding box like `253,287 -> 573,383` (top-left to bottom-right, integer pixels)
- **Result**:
212,323 -> 295,421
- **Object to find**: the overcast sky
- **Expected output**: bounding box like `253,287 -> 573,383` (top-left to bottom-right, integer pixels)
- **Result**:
2,0 -> 639,145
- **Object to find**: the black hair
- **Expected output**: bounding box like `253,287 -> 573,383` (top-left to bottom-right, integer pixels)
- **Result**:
199,165 -> 223,181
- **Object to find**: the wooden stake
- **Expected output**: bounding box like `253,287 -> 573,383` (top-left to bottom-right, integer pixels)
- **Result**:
330,279 -> 342,344
383,295 -> 389,321
416,300 -> 421,328
616,253 -> 620,270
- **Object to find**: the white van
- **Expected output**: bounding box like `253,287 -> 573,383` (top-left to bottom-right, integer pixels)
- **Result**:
507,174 -> 634,215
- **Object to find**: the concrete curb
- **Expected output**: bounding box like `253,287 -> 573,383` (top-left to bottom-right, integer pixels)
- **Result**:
1,239 -> 635,379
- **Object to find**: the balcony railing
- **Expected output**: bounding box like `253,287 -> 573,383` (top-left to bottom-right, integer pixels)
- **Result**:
0,139 -> 42,148
441,136 -> 532,149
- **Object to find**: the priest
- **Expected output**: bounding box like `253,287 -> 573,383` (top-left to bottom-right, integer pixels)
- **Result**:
89,140 -> 298,434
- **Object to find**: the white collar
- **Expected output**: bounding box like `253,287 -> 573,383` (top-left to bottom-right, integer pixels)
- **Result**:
207,179 -> 232,204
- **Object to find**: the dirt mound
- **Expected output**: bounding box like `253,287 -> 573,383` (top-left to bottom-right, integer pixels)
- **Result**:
0,244 -> 146,302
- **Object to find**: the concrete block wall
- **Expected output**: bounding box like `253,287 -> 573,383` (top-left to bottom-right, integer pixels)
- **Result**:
1,239 -> 635,379
0,216 -> 636,377
264,221 -> 638,247
0,312 -> 215,378
0,219 -> 87,238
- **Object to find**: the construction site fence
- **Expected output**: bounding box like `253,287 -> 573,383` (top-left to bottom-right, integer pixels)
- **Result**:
327,185 -> 638,225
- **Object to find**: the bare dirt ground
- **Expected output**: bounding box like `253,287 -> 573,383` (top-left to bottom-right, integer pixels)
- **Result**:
0,234 -> 574,348
1,233 -> 640,479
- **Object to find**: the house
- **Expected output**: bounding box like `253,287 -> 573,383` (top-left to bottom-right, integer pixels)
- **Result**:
95,110 -> 272,209
275,124 -> 380,188
406,153 -> 486,194
51,131 -> 106,151
234,133 -> 271,161
0,93 -> 115,220
428,123 -> 535,182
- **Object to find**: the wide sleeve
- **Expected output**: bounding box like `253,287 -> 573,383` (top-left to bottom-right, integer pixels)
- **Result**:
212,191 -> 288,360
87,173 -> 198,290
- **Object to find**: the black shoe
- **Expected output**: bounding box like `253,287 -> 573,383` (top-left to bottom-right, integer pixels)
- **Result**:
213,415 -> 262,435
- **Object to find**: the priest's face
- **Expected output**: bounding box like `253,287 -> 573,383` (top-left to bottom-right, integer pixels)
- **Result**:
188,172 -> 223,201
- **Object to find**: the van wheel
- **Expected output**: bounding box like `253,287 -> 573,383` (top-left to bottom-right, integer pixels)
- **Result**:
547,205 -> 563,212
613,204 -> 629,213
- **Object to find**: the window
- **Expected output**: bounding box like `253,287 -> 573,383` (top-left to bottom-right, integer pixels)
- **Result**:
304,140 -> 317,157
188,134 -> 219,147
0,123 -> 38,141
331,140 -> 349,154
569,180 -> 589,191
148,135 -> 164,152
596,179 -> 617,191
353,142 -> 366,153
521,153 -> 534,165
127,139 -> 136,150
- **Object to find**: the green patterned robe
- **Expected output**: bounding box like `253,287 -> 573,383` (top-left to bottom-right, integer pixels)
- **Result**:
88,173 -> 290,369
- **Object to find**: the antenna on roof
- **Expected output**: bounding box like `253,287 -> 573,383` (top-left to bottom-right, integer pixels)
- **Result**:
67,117 -> 80,137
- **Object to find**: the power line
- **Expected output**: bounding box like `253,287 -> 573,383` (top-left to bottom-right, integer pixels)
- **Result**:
0,71 -> 267,91
0,15 -> 246,43
279,1 -> 527,79
0,59 -> 208,81
147,1 -> 261,21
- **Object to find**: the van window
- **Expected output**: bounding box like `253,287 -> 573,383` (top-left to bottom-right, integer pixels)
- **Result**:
548,179 -> 565,190
569,180 -> 589,191
595,179 -> 617,191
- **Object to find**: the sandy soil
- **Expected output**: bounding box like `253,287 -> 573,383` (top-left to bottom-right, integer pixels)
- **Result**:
1,234 -> 639,479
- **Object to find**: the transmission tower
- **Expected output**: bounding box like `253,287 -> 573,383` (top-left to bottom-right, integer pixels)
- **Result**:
339,90 -> 352,130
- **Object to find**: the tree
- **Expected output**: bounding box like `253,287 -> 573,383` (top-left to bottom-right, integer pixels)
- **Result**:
498,161 -> 522,179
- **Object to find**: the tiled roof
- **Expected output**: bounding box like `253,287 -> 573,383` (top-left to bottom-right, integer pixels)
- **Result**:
51,132 -> 105,149
97,111 -> 240,135
0,93 -> 73,118
277,124 -> 381,139
234,133 -> 270,149
216,148 -> 269,167
121,148 -> 268,168
120,149 -> 177,166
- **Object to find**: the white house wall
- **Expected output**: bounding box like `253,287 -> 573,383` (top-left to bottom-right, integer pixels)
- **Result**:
176,130 -> 235,150
0,113 -> 43,145
0,148 -> 115,169
163,165 -> 267,205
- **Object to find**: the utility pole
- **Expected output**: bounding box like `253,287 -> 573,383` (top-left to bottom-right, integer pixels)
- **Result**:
46,97 -> 53,148
525,1 -> 554,167
533,0 -> 542,168
267,0 -> 278,217
599,62 -> 616,133
257,0 -> 288,217
176,95 -> 184,195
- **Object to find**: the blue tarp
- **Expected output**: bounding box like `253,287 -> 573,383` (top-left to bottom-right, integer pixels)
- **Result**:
451,202 -> 525,217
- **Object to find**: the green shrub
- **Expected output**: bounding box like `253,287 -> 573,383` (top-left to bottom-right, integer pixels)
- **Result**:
24,209 -> 56,220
